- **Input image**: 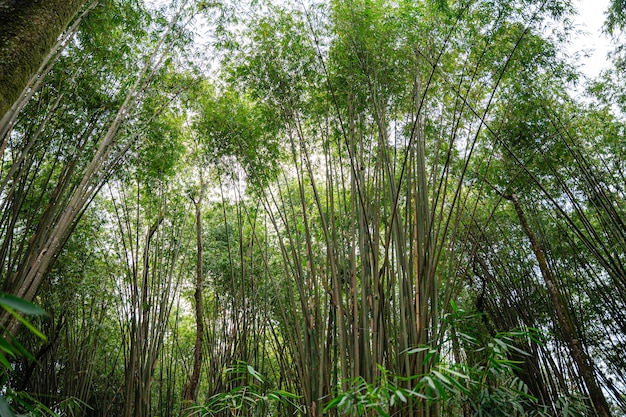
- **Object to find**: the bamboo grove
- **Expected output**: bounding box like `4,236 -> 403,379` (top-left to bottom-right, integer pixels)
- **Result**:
0,0 -> 625,416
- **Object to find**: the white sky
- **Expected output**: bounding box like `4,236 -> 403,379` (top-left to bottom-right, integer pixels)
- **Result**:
184,0 -> 614,80
571,0 -> 612,77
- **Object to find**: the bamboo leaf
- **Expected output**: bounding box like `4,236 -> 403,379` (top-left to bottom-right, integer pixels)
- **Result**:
4,306 -> 46,341
0,294 -> 46,316
432,370 -> 452,388
438,366 -> 470,380
404,346 -> 431,355
271,389 -> 301,399
395,389 -> 407,403
246,364 -> 264,383
0,353 -> 11,370
0,396 -> 15,417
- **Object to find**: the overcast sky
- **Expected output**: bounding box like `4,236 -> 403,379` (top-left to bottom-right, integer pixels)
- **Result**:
184,0 -> 614,79
572,0 -> 612,77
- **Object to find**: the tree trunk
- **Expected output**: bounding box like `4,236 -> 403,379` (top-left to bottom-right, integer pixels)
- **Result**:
0,1 -> 185,335
182,179 -> 206,406
0,1 -> 97,155
0,0 -> 86,119
507,193 -> 612,417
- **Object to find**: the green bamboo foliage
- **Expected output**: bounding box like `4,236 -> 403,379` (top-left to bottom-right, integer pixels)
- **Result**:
6,0 -> 626,416
0,0 -> 191,318
202,1 -> 584,415
457,45 -> 626,412
104,178 -> 191,417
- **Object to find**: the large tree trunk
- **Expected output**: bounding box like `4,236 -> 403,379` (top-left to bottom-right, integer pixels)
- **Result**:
0,0 -> 86,119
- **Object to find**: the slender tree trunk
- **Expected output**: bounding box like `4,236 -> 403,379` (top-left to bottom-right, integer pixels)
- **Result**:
123,216 -> 162,417
506,193 -> 612,417
0,0 -> 86,119
183,178 -> 206,406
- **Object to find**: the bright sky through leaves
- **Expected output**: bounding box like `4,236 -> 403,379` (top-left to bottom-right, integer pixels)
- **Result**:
573,0 -> 612,77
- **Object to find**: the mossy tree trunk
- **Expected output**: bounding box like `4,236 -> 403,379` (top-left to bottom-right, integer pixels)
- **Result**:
0,0 -> 86,119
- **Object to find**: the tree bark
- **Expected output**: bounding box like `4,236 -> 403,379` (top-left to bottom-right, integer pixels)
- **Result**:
507,193 -> 612,417
0,0 -> 86,119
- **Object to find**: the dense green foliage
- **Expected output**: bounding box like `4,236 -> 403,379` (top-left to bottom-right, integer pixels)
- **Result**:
1,0 -> 625,416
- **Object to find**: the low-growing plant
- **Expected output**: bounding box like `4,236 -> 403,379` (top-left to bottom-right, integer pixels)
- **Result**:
324,304 -> 576,417
189,361 -> 303,417
0,293 -> 49,417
